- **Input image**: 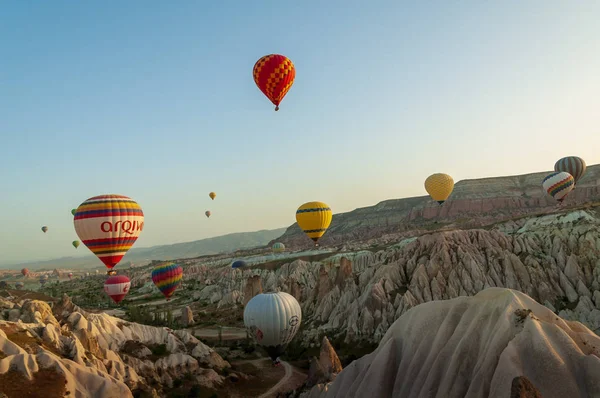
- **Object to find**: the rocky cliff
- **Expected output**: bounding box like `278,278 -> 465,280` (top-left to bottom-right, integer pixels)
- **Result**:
0,295 -> 230,398
274,164 -> 600,249
301,288 -> 600,398
184,207 -> 600,352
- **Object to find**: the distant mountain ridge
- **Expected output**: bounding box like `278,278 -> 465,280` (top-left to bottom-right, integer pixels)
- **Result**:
274,164 -> 600,248
2,228 -> 287,270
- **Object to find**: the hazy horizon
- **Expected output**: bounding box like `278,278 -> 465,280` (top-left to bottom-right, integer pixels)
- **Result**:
2,1 -> 599,265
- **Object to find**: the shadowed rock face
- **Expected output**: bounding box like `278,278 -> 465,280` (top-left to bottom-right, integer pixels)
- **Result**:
301,288 -> 600,398
273,164 -> 600,249
511,376 -> 543,398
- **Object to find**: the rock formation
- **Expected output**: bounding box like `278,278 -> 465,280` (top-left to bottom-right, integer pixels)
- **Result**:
0,295 -> 230,397
243,275 -> 263,306
301,288 -> 600,398
306,337 -> 343,388
181,306 -> 194,326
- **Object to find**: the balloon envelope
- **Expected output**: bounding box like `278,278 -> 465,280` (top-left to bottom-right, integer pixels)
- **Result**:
205,211 -> 211,218
73,194 -> 144,270
243,292 -> 302,361
72,240 -> 80,249
272,242 -> 285,253
151,262 -> 183,300
21,268 -> 29,277
41,226 -> 48,233
209,192 -> 216,200
295,202 -> 332,244
104,274 -> 131,304
231,260 -> 247,269
71,209 -> 77,216
424,173 -> 454,204
554,156 -> 587,184
253,54 -> 296,111
542,171 -> 574,202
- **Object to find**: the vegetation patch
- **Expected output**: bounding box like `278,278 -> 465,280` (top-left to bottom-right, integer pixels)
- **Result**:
252,252 -> 335,272
554,296 -> 579,313
147,343 -> 170,360
121,340 -> 150,358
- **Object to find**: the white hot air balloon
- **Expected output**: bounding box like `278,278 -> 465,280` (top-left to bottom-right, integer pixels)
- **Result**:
243,292 -> 302,363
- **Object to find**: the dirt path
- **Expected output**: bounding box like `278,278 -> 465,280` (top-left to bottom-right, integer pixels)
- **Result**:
257,361 -> 292,398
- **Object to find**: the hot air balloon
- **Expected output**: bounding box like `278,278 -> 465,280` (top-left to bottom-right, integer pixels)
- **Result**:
71,209 -> 77,216
21,268 -> 29,277
205,211 -> 211,218
151,263 -> 183,300
68,272 -> 73,280
72,240 -> 80,249
296,202 -> 332,246
554,156 -> 587,186
424,173 -> 455,205
542,171 -> 574,203
15,282 -> 24,290
41,226 -> 48,233
209,192 -> 216,200
73,194 -> 144,273
104,274 -> 131,304
231,260 -> 247,269
272,242 -> 285,253
243,292 -> 302,363
253,54 -> 296,111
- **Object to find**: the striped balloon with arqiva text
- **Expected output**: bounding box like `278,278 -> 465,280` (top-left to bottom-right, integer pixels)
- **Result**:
152,262 -> 183,300
542,171 -> 575,202
74,194 -> 144,270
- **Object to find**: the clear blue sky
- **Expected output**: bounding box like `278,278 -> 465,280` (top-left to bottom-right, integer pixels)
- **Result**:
1,1 -> 599,265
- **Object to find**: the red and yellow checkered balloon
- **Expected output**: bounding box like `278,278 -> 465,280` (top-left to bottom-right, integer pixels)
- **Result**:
253,54 -> 295,111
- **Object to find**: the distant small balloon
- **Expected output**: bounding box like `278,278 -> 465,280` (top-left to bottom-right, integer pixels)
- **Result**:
41,226 -> 48,233
209,192 -> 216,200
231,260 -> 247,269
72,240 -> 80,249
152,262 -> 183,300
272,242 -> 285,253
71,209 -> 77,216
205,210 -> 211,218
104,274 -> 131,304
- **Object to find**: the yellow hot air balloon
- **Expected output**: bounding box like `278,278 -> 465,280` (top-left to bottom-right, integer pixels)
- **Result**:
295,201 -> 332,246
209,192 -> 216,200
424,173 -> 454,205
